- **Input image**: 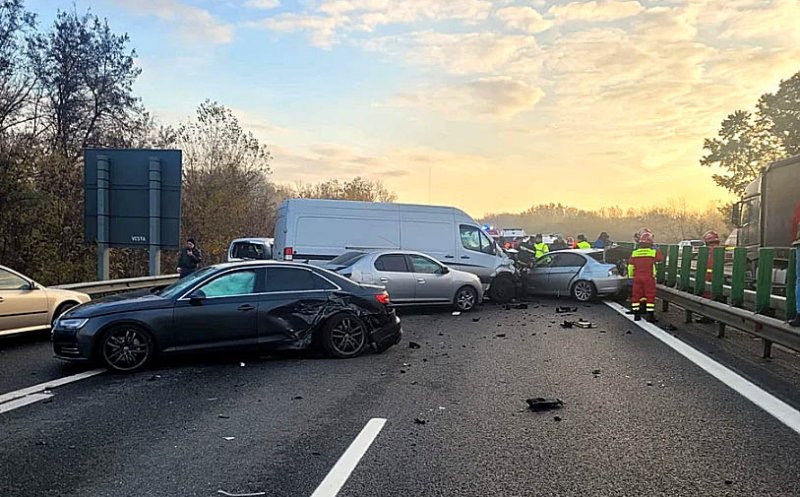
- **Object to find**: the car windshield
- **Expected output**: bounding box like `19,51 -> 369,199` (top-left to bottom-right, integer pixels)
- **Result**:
157,267 -> 216,299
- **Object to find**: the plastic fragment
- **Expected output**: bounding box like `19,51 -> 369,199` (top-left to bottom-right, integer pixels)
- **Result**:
560,321 -> 574,329
217,491 -> 266,497
452,311 -> 461,316
223,437 -> 235,441
409,341 -> 421,349
413,418 -> 427,425
526,398 -> 564,411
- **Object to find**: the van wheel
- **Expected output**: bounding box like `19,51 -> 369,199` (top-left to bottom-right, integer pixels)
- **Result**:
489,277 -> 515,303
454,286 -> 479,312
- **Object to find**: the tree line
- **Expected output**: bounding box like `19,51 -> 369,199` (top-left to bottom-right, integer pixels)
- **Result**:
0,2 -> 392,285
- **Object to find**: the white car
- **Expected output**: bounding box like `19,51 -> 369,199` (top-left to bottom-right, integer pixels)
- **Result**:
325,250 -> 484,312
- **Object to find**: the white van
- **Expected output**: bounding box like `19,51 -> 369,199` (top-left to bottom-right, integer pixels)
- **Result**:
273,199 -> 517,302
227,237 -> 274,261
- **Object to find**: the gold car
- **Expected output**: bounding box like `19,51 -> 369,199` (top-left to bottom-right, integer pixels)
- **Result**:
0,265 -> 91,337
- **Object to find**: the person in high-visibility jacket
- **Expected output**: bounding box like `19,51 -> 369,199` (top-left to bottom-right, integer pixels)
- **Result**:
575,234 -> 591,249
627,230 -> 663,322
533,234 -> 550,259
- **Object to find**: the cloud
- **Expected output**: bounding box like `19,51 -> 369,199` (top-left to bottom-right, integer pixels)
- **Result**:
243,0 -> 280,10
709,0 -> 800,45
548,0 -> 645,22
364,31 -> 542,75
495,6 -> 553,34
385,76 -> 544,119
248,13 -> 341,48
110,0 -> 234,44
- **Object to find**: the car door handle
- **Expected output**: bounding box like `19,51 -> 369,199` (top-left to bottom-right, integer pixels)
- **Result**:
461,256 -> 470,259
379,277 -> 389,283
444,255 -> 454,259
0,296 -> 4,303
237,304 -> 255,312
417,279 -> 426,284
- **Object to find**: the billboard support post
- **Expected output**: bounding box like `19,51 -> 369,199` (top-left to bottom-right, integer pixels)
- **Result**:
96,155 -> 110,281
148,157 -> 162,276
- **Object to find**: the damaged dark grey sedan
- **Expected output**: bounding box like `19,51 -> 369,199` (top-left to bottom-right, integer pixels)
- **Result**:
52,262 -> 402,372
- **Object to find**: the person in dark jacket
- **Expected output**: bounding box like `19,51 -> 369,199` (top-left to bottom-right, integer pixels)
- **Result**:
177,238 -> 202,278
593,232 -> 611,249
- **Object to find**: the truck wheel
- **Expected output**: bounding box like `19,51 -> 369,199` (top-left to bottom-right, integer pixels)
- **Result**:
488,277 -> 515,303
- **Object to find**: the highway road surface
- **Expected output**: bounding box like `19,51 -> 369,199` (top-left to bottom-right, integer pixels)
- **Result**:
2,298 -> 800,497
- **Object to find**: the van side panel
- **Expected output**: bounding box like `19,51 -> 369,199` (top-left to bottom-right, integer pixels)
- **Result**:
399,209 -> 456,262
273,203 -> 289,260
294,215 -> 400,260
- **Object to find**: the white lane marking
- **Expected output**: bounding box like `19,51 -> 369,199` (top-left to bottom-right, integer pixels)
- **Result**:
309,418 -> 387,497
605,300 -> 800,436
0,369 -> 105,407
0,393 -> 53,414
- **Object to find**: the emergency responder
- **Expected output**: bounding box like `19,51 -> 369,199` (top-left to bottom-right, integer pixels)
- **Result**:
575,234 -> 591,249
565,236 -> 575,249
628,230 -> 663,322
533,234 -> 550,259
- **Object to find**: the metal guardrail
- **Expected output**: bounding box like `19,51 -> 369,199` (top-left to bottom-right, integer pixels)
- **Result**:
55,274 -> 178,297
657,285 -> 800,358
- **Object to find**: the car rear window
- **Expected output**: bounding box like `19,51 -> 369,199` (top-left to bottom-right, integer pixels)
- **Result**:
375,254 -> 409,272
231,242 -> 270,260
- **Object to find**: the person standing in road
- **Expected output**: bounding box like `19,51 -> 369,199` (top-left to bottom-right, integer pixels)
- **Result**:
533,234 -> 550,259
177,238 -> 202,279
575,234 -> 592,249
593,232 -> 611,249
627,230 -> 663,322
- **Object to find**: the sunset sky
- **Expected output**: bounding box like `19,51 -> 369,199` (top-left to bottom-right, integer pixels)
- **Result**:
33,0 -> 800,217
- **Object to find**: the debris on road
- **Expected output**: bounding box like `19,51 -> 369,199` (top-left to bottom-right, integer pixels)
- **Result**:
553,416 -> 562,422
646,381 -> 653,386
513,304 -> 529,309
411,381 -> 418,385
218,414 -> 230,419
472,317 -> 480,322
239,362 -> 246,367
495,333 -> 507,338
413,418 -> 427,425
292,396 -> 303,400
556,306 -> 577,314
223,437 -> 235,441
575,320 -> 593,329
625,330 -> 632,334
526,398 -> 564,412
599,329 -> 607,334
147,375 -> 161,382
451,311 -> 461,316
560,321 -> 574,328
217,491 -> 267,497
409,341 -> 421,349
725,480 -> 733,485
592,369 -> 602,376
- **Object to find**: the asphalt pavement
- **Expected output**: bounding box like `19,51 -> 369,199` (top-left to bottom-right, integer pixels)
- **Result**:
1,299 -> 800,497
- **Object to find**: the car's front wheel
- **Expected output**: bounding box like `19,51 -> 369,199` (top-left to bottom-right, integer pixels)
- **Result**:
571,280 -> 596,302
98,325 -> 154,373
321,314 -> 367,359
454,286 -> 479,312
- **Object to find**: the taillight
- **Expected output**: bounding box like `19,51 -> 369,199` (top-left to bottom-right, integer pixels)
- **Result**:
375,291 -> 391,305
284,247 -> 293,261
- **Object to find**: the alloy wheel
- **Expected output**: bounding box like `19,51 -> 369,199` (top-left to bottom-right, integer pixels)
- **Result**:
329,317 -> 366,356
102,327 -> 151,372
573,281 -> 594,302
456,288 -> 477,311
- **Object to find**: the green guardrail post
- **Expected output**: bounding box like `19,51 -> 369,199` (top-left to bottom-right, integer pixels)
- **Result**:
656,247 -> 666,284
711,246 -> 726,302
730,247 -> 746,307
694,246 -> 709,296
666,244 -> 678,287
679,245 -> 692,292
755,248 -> 774,314
787,248 -> 797,322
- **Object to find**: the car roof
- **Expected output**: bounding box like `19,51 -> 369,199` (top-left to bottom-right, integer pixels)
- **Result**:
209,260 -> 314,270
230,237 -> 274,244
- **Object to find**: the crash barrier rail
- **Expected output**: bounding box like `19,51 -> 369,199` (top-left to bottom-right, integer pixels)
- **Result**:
55,274 -> 179,297
654,244 -> 798,358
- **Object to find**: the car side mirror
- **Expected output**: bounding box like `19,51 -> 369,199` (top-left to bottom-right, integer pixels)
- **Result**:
188,290 -> 205,305
28,281 -> 37,290
440,266 -> 450,274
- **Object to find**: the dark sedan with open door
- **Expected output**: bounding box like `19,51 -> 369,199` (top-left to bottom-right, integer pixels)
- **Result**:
52,262 -> 402,372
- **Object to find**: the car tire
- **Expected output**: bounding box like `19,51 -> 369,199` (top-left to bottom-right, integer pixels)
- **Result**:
321,313 -> 367,359
488,276 -> 515,303
51,302 -> 78,327
571,280 -> 596,302
454,286 -> 479,312
98,325 -> 155,373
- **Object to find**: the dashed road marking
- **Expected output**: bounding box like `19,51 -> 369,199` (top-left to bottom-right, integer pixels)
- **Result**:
605,300 -> 800,436
0,369 -> 105,414
309,418 -> 387,497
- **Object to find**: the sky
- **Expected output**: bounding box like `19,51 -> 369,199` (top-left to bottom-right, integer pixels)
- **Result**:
30,0 -> 800,217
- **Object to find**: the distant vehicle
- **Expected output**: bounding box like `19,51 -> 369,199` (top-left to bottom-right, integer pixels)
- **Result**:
52,261 -> 402,372
228,237 -> 273,261
325,250 -> 484,312
0,265 -> 90,337
273,199 -> 517,302
523,249 -> 625,302
499,228 -> 527,238
678,240 -> 704,253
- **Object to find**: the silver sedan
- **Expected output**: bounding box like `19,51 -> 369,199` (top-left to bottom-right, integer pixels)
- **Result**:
523,249 -> 626,302
325,251 -> 484,311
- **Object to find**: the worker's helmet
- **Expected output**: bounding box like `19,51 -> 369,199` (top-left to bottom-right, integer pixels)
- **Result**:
577,234 -> 587,241
703,230 -> 720,245
639,231 -> 655,244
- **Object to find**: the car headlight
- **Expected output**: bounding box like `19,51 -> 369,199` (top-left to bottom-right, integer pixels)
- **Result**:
56,318 -> 88,330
